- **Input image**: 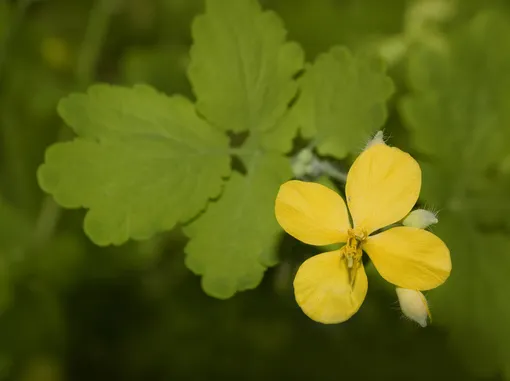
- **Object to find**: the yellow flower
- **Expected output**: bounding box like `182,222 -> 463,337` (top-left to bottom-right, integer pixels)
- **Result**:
274,138 -> 451,324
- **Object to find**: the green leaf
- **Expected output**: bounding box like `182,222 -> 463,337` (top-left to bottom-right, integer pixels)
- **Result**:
188,0 -> 304,134
293,46 -> 394,159
181,0 -> 303,298
183,154 -> 291,299
255,108 -> 301,154
38,84 -> 231,246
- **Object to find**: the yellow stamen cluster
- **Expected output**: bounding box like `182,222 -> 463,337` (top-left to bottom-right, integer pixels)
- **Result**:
342,228 -> 367,286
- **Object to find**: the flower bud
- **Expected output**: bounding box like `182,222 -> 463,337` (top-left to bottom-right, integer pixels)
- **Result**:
292,148 -> 314,178
403,209 -> 438,229
365,131 -> 385,149
396,288 -> 430,327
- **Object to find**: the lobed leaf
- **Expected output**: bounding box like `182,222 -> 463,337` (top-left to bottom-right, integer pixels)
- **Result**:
292,46 -> 394,159
188,0 -> 304,135
38,84 -> 231,246
184,154 -> 292,299
183,0 -> 305,297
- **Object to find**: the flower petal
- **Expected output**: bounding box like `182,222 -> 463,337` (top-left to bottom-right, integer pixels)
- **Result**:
293,250 -> 368,324
346,142 -> 421,234
275,180 -> 351,245
364,227 -> 451,290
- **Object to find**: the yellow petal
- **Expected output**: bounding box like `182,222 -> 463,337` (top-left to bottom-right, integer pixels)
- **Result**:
275,180 -> 351,245
346,142 -> 421,234
363,227 -> 451,290
293,250 -> 368,324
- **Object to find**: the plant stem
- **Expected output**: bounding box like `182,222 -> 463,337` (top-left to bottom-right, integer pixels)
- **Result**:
316,160 -> 348,182
33,0 -> 118,246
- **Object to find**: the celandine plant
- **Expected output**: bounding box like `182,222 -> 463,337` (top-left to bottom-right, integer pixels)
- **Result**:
37,0 -> 451,328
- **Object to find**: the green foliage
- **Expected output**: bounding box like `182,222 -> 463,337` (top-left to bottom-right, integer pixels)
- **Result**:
184,154 -> 291,298
33,0 -> 424,304
293,47 -> 394,158
183,0 -> 305,296
38,85 -> 230,246
401,10 -> 510,379
37,0 -> 305,297
188,0 -> 303,134
37,0 -> 398,300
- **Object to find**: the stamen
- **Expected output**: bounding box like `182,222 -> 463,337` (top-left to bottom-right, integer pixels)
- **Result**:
347,256 -> 354,268
343,228 -> 367,288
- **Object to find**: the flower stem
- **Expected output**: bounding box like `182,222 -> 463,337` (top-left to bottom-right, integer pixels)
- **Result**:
316,160 -> 348,182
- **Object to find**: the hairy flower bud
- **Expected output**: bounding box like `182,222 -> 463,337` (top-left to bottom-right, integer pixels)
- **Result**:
403,209 -> 438,229
364,131 -> 385,150
396,288 -> 430,327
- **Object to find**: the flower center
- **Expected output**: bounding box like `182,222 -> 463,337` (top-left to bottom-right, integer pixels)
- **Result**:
344,227 -> 367,266
341,227 -> 367,287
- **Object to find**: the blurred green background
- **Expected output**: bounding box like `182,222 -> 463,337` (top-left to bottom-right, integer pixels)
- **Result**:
1,0 -> 510,380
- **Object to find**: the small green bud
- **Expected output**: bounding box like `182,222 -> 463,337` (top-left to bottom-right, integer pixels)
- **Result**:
296,148 -> 314,163
292,148 -> 315,178
403,209 -> 438,229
